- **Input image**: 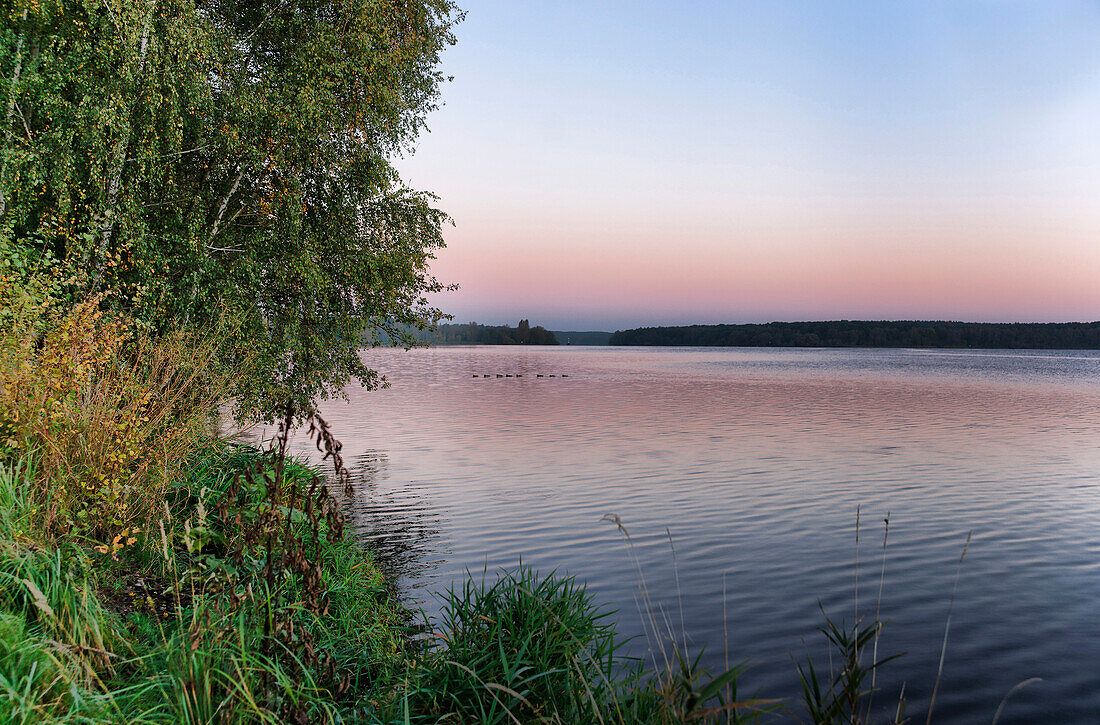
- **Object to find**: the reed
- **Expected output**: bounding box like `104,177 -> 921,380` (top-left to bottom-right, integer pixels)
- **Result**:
0,450 -> 1042,724
925,530 -> 972,724
393,566 -> 626,723
600,515 -> 780,725
792,510 -> 905,725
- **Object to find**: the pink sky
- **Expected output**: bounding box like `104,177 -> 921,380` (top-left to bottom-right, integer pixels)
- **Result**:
400,2 -> 1100,330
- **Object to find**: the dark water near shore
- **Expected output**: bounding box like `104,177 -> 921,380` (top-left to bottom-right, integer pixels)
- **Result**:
300,346 -> 1100,722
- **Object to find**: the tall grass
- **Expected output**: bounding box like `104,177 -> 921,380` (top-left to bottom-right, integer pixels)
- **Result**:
0,445 -> 409,724
0,300 -> 229,539
0,462 -> 113,722
0,294 -> 404,720
394,567 -> 629,723
0,288 -> 413,721
793,512 -> 905,725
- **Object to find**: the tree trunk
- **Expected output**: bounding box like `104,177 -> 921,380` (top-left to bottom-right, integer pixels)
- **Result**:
90,0 -> 157,283
0,10 -> 28,218
209,168 -> 243,242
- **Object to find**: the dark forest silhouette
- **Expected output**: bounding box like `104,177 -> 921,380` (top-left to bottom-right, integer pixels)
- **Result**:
610,321 -> 1100,349
411,320 -> 559,345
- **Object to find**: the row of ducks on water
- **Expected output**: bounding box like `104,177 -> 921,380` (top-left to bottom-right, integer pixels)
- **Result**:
471,374 -> 570,378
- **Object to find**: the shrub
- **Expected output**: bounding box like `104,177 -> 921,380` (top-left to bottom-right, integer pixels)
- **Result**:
0,299 -> 229,540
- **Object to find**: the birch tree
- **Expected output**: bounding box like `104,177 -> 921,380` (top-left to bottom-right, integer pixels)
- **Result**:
0,0 -> 462,420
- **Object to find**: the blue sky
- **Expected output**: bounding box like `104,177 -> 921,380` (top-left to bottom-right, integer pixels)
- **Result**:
399,1 -> 1100,331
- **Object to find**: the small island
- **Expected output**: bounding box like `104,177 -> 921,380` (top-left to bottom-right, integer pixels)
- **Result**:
412,319 -> 559,345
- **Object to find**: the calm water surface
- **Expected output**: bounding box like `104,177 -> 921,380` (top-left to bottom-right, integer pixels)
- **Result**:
300,346 -> 1100,722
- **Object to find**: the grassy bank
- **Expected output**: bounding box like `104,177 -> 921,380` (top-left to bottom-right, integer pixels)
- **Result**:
0,445 -> 409,723
0,443 -> 782,723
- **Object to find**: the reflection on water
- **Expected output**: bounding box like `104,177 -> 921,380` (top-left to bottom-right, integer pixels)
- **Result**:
344,451 -> 445,585
295,346 -> 1100,722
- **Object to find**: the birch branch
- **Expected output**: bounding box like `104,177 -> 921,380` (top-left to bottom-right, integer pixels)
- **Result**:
184,167 -> 244,322
90,0 -> 157,282
209,168 -> 243,241
127,143 -> 208,163
0,10 -> 28,218
13,103 -> 31,141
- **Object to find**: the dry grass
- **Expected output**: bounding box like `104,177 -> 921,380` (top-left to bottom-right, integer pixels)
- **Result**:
0,299 -> 230,540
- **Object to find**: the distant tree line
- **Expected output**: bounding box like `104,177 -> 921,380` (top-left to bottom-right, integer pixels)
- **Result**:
609,321 -> 1100,349
408,320 -> 559,345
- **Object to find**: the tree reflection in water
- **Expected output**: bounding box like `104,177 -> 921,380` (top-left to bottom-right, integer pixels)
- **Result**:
345,450 -> 445,592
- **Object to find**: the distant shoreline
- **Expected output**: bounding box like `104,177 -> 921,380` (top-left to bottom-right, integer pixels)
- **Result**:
608,320 -> 1100,349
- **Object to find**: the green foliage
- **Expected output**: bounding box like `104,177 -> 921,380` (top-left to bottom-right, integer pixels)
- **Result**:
0,612 -> 85,724
148,608 -> 342,725
0,465 -> 116,722
0,449 -> 917,724
381,566 -> 773,725
796,611 -> 904,725
1,0 -> 463,420
398,567 -> 626,723
0,444 -> 409,723
157,424 -> 413,721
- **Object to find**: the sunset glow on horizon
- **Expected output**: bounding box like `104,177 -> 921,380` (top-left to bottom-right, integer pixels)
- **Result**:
399,1 -> 1100,331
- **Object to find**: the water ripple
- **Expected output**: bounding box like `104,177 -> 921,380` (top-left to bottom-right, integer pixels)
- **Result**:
294,346 -> 1100,722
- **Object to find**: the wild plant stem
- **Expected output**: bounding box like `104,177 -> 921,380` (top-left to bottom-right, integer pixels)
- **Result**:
723,570 -> 731,725
865,512 -> 890,720
854,504 -> 860,627
666,527 -> 688,657
926,530 -> 972,724
991,677 -> 1042,725
604,514 -> 671,676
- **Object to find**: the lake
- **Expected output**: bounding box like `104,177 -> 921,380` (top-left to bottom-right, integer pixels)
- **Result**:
298,346 -> 1100,722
